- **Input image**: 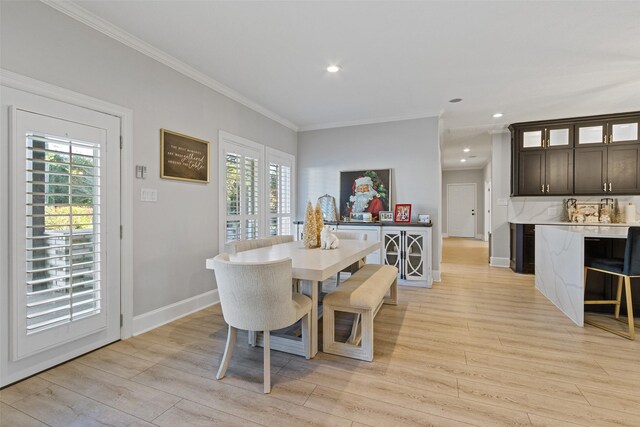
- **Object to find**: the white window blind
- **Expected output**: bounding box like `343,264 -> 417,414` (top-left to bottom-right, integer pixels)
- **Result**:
25,133 -> 101,334
221,132 -> 263,244
267,149 -> 294,236
219,132 -> 295,247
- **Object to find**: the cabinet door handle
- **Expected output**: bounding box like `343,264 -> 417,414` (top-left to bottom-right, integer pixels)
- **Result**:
541,184 -> 545,193
604,134 -> 608,144
546,184 -> 550,193
603,182 -> 607,192
609,182 -> 612,192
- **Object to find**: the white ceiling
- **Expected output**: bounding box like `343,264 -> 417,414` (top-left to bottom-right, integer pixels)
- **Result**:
59,1 -> 640,168
441,127 -> 493,171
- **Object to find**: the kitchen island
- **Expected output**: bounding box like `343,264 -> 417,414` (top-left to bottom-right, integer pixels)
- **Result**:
535,225 -> 628,326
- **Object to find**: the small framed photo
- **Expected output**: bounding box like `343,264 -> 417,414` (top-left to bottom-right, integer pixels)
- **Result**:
394,204 -> 412,223
379,211 -> 394,222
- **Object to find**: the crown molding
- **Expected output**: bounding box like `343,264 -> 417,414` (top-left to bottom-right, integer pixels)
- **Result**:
298,111 -> 441,132
40,0 -> 299,132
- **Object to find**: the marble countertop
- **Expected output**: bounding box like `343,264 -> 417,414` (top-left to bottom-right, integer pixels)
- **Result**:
537,225 -> 629,238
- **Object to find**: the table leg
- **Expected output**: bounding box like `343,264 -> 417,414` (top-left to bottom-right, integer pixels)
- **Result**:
301,279 -> 319,357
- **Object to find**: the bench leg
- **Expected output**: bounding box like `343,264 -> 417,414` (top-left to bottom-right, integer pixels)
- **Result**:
361,309 -> 374,362
384,277 -> 398,306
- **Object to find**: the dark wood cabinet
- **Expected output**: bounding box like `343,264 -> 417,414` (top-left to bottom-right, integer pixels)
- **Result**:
574,145 -> 640,195
510,223 -> 535,274
545,149 -> 573,194
511,111 -> 640,196
574,147 -> 607,195
518,151 -> 545,195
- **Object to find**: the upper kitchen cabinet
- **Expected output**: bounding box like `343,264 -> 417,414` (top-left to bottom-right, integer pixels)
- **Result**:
511,111 -> 640,196
576,116 -> 640,146
518,124 -> 573,151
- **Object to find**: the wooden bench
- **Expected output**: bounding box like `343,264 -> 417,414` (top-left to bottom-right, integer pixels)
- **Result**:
322,264 -> 398,361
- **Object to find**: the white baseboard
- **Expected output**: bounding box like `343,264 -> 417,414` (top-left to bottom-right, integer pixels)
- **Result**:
442,233 -> 449,238
475,234 -> 484,240
432,270 -> 441,282
132,290 -> 219,336
490,257 -> 510,268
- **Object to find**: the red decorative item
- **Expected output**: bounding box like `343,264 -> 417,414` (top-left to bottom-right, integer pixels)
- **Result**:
394,204 -> 412,223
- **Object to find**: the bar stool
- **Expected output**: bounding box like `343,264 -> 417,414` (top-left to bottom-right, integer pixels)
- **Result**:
584,227 -> 640,339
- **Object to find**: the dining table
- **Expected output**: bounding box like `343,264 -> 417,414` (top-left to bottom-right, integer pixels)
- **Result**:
205,239 -> 382,357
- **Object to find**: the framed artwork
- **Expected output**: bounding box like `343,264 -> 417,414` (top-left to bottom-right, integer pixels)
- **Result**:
379,211 -> 394,222
339,169 -> 391,221
394,204 -> 412,223
160,128 -> 210,183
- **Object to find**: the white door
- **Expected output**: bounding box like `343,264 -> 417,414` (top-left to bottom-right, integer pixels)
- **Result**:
2,93 -> 120,386
447,183 -> 476,238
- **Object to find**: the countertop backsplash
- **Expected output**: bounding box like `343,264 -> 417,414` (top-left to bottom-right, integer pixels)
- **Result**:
508,196 -> 640,224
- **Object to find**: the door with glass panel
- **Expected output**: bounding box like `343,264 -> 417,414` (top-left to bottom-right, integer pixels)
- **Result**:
5,101 -> 120,385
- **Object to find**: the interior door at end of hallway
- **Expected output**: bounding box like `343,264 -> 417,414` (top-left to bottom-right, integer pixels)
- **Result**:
447,183 -> 476,238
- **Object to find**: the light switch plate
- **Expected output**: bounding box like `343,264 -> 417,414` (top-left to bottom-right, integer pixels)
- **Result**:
140,188 -> 157,202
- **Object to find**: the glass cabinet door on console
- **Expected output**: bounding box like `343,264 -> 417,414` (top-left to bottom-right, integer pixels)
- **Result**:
382,227 -> 432,285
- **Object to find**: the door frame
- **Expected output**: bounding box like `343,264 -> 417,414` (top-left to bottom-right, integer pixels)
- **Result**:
0,70 -> 134,377
446,183 -> 477,238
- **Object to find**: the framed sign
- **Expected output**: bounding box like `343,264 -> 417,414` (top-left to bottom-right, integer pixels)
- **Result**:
160,129 -> 210,183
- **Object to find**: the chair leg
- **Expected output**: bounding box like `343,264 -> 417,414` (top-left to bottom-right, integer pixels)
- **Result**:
216,325 -> 237,380
614,276 -> 623,319
624,276 -> 635,340
263,330 -> 271,393
336,272 -> 341,286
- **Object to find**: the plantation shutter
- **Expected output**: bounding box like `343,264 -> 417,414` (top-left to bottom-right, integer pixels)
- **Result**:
221,133 -> 262,244
267,148 -> 294,236
25,133 -> 102,333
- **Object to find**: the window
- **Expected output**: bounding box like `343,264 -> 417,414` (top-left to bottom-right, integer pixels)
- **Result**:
267,148 -> 294,236
219,131 -> 295,248
25,133 -> 102,334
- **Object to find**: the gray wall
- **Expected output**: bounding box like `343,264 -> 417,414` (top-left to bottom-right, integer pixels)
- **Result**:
0,1 -> 297,316
442,169 -> 485,237
490,132 -> 511,264
297,117 -> 442,275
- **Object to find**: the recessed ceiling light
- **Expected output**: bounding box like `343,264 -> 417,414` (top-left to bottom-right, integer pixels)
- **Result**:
493,112 -> 504,118
460,159 -> 467,163
449,98 -> 463,103
326,65 -> 341,73
463,148 -> 470,153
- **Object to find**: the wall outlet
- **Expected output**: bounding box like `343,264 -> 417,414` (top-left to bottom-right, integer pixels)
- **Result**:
141,188 -> 157,202
547,207 -> 557,217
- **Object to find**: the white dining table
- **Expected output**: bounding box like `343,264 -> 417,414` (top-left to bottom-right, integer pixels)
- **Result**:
205,239 -> 382,357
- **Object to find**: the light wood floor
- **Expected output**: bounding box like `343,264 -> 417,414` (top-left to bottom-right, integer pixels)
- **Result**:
3,237 -> 640,426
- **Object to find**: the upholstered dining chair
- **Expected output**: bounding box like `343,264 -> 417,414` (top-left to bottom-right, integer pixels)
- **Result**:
584,227 -> 640,339
212,253 -> 312,393
224,238 -> 270,254
333,231 -> 368,286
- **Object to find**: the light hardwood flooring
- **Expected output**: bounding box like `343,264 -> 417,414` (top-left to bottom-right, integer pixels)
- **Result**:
3,237 -> 640,426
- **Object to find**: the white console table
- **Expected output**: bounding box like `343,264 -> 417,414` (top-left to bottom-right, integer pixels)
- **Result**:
293,221 -> 432,288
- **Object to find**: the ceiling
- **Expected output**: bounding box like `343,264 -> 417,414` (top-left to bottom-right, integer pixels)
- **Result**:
57,1 -> 640,168
441,127 -> 493,171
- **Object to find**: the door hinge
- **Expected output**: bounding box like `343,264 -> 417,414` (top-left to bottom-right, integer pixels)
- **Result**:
120,136 -> 123,149
120,314 -> 123,327
120,225 -> 123,239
